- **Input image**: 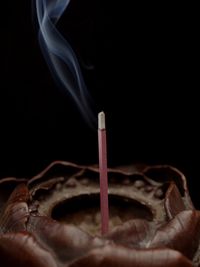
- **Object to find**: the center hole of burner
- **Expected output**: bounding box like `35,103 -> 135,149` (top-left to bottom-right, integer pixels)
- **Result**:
51,194 -> 153,235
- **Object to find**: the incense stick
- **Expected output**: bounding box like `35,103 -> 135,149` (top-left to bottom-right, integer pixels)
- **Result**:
98,111 -> 109,235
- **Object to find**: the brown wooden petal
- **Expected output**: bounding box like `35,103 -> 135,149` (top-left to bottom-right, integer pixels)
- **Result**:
0,184 -> 29,233
0,232 -> 57,267
106,219 -> 155,249
27,214 -> 105,264
150,210 -> 200,259
143,165 -> 194,209
165,183 -> 186,219
69,245 -> 193,267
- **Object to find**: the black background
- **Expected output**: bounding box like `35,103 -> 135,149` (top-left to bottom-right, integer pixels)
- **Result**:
1,2 -> 199,206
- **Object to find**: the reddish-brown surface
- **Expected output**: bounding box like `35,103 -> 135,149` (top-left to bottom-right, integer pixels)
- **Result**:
0,161 -> 199,266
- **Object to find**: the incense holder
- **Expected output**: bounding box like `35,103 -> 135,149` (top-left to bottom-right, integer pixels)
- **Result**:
0,161 -> 199,266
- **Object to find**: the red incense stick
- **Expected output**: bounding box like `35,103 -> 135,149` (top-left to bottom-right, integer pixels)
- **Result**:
98,111 -> 109,235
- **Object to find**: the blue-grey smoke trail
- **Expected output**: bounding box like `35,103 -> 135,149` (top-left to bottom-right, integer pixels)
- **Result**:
33,0 -> 96,127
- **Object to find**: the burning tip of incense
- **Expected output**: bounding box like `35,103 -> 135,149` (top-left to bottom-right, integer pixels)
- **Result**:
98,111 -> 106,130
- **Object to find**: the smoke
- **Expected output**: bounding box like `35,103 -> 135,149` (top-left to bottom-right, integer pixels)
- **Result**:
33,0 -> 96,127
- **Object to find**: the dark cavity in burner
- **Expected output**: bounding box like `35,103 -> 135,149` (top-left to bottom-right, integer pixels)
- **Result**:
51,194 -> 153,235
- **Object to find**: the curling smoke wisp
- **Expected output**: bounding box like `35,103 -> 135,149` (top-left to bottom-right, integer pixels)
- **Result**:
34,0 -> 96,126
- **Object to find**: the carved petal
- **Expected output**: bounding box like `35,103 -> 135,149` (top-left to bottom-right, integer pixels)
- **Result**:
106,219 -> 155,248
0,232 -> 57,267
0,184 -> 29,234
150,210 -> 200,259
165,183 -> 187,219
69,245 -> 193,267
27,214 -> 105,264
